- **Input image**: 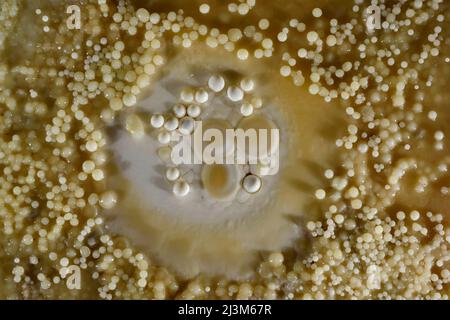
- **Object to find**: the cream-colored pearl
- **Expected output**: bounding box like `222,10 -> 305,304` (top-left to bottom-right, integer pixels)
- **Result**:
227,86 -> 244,102
173,180 -> 190,197
240,103 -> 254,117
164,117 -> 179,132
150,114 -> 165,129
165,167 -> 180,182
100,191 -> 118,209
242,174 -> 261,193
208,75 -> 225,92
187,105 -> 201,118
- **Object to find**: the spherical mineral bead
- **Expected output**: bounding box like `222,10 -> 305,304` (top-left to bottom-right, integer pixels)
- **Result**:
334,214 -> 344,224
258,18 -> 270,30
208,75 -> 225,92
150,13 -> 160,24
309,84 -> 320,95
100,191 -> 118,209
268,252 -> 284,267
237,49 -> 249,60
137,74 -> 150,88
136,8 -> 150,23
93,151 -> 107,166
280,65 -> 291,77
82,160 -> 95,173
173,180 -> 190,197
307,31 -> 319,43
164,117 -> 179,131
410,210 -> 420,221
110,98 -> 123,111
195,89 -> 209,104
92,169 -> 104,181
199,3 -> 210,14
166,167 -> 180,182
227,86 -> 244,102
277,31 -> 288,42
179,117 -> 195,135
238,3 -> 250,15
240,78 -> 254,92
240,103 -> 254,117
434,131 -> 444,141
122,93 -> 137,107
86,140 -> 98,152
312,8 -> 323,18
228,28 -> 243,41
324,169 -> 334,179
315,189 -> 326,200
173,104 -> 186,118
262,38 -> 273,50
150,114 -> 165,128
242,174 -> 262,193
187,104 -> 201,118
180,88 -> 194,103
326,35 -> 337,46
158,131 -> 171,144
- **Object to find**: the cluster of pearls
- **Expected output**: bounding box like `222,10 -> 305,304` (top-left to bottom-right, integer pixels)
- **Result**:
144,74 -> 271,198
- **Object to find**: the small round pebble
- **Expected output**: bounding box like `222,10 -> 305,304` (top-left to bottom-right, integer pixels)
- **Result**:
240,103 -> 254,117
312,8 -> 323,18
123,93 -> 137,107
315,189 -> 326,200
166,167 -> 180,182
240,78 -> 254,92
208,75 -> 225,92
227,86 -> 244,102
173,180 -> 190,197
242,174 -> 262,194
187,104 -> 201,118
99,191 -> 118,209
199,3 -> 210,14
195,89 -> 209,104
164,117 -> 179,131
150,114 -> 165,128
158,131 -> 171,144
179,117 -> 195,135
173,104 -> 186,118
180,88 -> 194,103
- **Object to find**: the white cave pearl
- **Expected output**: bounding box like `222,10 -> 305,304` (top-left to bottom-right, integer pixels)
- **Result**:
199,3 -> 210,14
187,104 -> 201,118
242,174 -> 262,194
150,114 -> 164,128
195,89 -> 209,104
173,104 -> 187,118
240,103 -> 254,117
227,86 -> 244,102
208,75 -> 225,92
99,191 -> 118,209
180,88 -> 194,103
240,78 -> 255,92
86,140 -> 98,152
164,117 -> 179,131
173,180 -> 190,197
165,167 -> 180,182
122,93 -> 137,107
179,117 -> 195,135
158,131 -> 171,144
